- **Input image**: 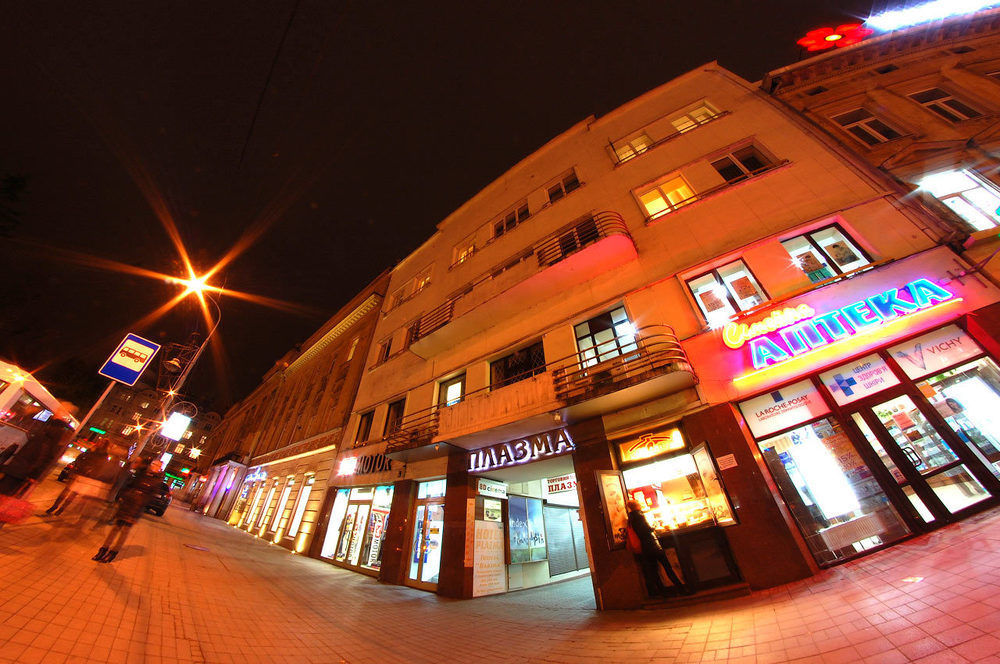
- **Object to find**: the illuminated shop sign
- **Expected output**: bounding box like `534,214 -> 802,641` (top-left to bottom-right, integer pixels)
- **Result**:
246,468 -> 268,483
338,453 -> 393,476
618,429 -> 685,463
469,428 -> 575,473
724,278 -> 956,372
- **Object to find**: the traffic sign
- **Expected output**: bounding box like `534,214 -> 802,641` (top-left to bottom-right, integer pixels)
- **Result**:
99,333 -> 161,386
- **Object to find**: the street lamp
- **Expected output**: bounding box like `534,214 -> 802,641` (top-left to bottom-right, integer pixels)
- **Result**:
131,291 -> 221,459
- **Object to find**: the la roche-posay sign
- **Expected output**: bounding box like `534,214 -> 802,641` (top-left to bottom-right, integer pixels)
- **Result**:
738,380 -> 830,439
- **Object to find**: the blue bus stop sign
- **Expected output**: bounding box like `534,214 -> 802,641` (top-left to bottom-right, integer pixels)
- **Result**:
99,334 -> 161,386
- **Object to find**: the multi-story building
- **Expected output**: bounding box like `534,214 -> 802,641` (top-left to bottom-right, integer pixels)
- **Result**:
763,8 -> 1000,282
197,272 -> 390,556
310,57 -> 1000,610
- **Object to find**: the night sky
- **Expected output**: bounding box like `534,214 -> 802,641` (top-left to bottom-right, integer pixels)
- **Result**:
0,0 -> 882,414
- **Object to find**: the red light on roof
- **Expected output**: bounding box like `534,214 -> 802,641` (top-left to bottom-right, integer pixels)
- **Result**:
797,24 -> 873,51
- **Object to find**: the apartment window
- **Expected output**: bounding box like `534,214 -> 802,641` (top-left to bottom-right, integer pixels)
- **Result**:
346,337 -> 359,361
491,341 -> 546,389
546,171 -> 581,204
711,145 -> 773,184
376,337 -> 392,364
638,175 -> 696,220
574,306 -> 637,369
613,134 -> 653,163
493,202 -> 530,239
383,399 -> 406,436
414,268 -> 432,294
833,109 -> 902,146
671,102 -> 720,134
539,215 -> 601,266
910,88 -> 982,123
355,410 -> 374,444
919,169 -> 1000,230
388,286 -> 408,311
452,238 -> 476,266
438,374 -> 466,407
687,260 -> 767,325
781,225 -> 871,283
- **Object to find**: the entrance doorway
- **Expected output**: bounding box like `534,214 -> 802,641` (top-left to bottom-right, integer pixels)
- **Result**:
406,480 -> 446,590
848,387 -> 998,526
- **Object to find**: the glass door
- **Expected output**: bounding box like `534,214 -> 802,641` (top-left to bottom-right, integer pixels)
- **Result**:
850,390 -> 995,524
407,501 -> 445,590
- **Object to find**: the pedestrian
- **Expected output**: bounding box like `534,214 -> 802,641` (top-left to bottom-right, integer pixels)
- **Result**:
46,440 -> 119,515
0,417 -> 72,496
626,499 -> 691,597
93,459 -> 165,563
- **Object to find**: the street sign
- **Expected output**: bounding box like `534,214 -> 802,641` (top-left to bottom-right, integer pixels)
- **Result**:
99,333 -> 161,386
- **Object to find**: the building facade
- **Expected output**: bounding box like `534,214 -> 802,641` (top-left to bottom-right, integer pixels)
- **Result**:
197,272 -> 390,557
303,56 -> 1000,610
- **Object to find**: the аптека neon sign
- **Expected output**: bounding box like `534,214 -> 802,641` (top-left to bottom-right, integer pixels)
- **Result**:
724,278 -> 955,370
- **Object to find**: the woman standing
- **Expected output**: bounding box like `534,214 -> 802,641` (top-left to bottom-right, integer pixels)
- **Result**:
93,459 -> 165,563
627,499 -> 691,597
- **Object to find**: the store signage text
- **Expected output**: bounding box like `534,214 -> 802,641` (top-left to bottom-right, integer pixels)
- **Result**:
618,429 -> 685,463
724,279 -> 955,371
546,474 -> 577,494
246,468 -> 268,483
469,428 -> 575,473
338,453 -> 392,476
477,478 -> 508,499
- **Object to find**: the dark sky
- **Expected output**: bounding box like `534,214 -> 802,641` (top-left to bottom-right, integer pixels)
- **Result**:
0,0 -> 881,413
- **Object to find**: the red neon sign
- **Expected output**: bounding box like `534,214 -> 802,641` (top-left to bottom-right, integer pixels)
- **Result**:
797,24 -> 873,52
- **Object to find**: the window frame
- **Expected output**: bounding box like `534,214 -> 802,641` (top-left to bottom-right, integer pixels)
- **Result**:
492,201 -> 531,239
546,170 -> 581,204
636,173 -> 698,221
710,145 -> 775,184
451,237 -> 476,268
781,223 -> 873,283
375,336 -> 393,365
671,101 -> 721,135
573,306 -> 638,369
438,374 -> 467,407
355,410 -> 375,445
490,340 -> 546,390
383,398 -> 406,436
832,108 -> 904,146
685,259 -> 769,324
909,87 -> 983,123
920,168 -> 1000,230
612,133 -> 654,164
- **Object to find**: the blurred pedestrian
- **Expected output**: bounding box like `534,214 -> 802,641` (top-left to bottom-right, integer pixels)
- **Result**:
46,440 -> 118,515
93,459 -> 165,563
0,417 -> 72,496
626,499 -> 691,597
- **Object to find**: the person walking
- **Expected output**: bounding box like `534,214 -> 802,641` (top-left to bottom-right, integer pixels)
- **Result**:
46,440 -> 112,514
93,459 -> 165,563
0,417 -> 72,496
626,499 -> 691,597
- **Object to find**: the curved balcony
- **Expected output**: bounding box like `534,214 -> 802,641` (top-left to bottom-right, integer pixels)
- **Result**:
408,211 -> 637,358
385,325 -> 697,461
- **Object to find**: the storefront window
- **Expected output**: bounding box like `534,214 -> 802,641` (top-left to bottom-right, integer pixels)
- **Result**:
917,357 -> 1000,480
622,452 -> 733,531
320,489 -> 350,559
756,417 -> 909,564
287,475 -> 314,538
417,478 -> 447,499
319,485 -> 394,571
270,478 -> 295,532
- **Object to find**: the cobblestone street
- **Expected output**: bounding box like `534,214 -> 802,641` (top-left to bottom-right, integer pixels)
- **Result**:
4,479 -> 1000,663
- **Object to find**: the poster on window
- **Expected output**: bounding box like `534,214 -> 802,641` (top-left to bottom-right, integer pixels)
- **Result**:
698,290 -> 725,312
730,276 -> 758,301
473,520 -> 507,596
826,241 -> 860,267
363,507 -> 390,570
595,470 -> 628,550
887,325 -> 983,379
796,252 -> 825,273
508,497 -> 547,563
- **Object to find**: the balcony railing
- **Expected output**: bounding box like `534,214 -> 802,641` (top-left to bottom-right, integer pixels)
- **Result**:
384,324 -> 695,457
409,211 -> 632,344
550,325 -> 693,404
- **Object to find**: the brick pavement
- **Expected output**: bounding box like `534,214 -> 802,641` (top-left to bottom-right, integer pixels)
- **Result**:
4,478 -> 1000,663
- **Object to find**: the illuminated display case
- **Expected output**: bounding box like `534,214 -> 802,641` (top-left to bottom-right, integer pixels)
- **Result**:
619,431 -> 736,534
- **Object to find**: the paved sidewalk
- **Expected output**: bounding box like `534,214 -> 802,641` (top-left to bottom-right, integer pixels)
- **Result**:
4,479 -> 1000,663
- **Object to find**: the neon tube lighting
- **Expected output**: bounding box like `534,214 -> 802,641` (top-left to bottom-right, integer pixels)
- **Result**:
866,0 -> 1000,32
732,297 -> 963,384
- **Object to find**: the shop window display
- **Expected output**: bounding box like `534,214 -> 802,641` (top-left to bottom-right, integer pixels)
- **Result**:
621,452 -> 733,532
319,485 -> 394,571
757,417 -> 909,564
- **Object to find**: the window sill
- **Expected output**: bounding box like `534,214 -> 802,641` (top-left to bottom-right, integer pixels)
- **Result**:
645,160 -> 791,226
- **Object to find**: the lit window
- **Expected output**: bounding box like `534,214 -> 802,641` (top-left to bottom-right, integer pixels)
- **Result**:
782,225 -> 871,283
438,374 -> 466,407
355,411 -> 374,444
383,399 -> 406,436
638,175 -> 696,220
286,475 -> 314,538
833,109 -> 902,145
613,134 -> 653,163
671,102 -> 720,134
919,169 -> 1000,230
122,425 -> 134,435
687,260 -> 767,326
140,402 -> 150,409
493,202 -> 530,239
269,478 -> 295,532
910,88 -> 982,123
183,431 -> 193,439
711,146 -> 774,184
452,238 -> 475,266
413,268 -> 432,294
546,171 -> 581,204
574,307 -> 637,369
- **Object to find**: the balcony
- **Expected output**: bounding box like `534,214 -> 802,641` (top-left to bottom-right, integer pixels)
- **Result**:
408,211 -> 637,358
385,325 -> 697,461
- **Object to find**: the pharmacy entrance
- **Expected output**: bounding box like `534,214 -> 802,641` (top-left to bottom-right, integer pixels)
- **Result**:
466,427 -> 590,599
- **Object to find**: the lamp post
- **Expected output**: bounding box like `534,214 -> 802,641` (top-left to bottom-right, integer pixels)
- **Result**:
131,294 -> 220,459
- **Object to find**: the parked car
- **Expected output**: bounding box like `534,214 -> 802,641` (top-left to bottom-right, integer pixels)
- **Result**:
56,461 -> 77,482
146,483 -> 172,517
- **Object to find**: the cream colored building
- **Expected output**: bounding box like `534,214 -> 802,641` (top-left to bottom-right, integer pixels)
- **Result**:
319,61 -> 1000,609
